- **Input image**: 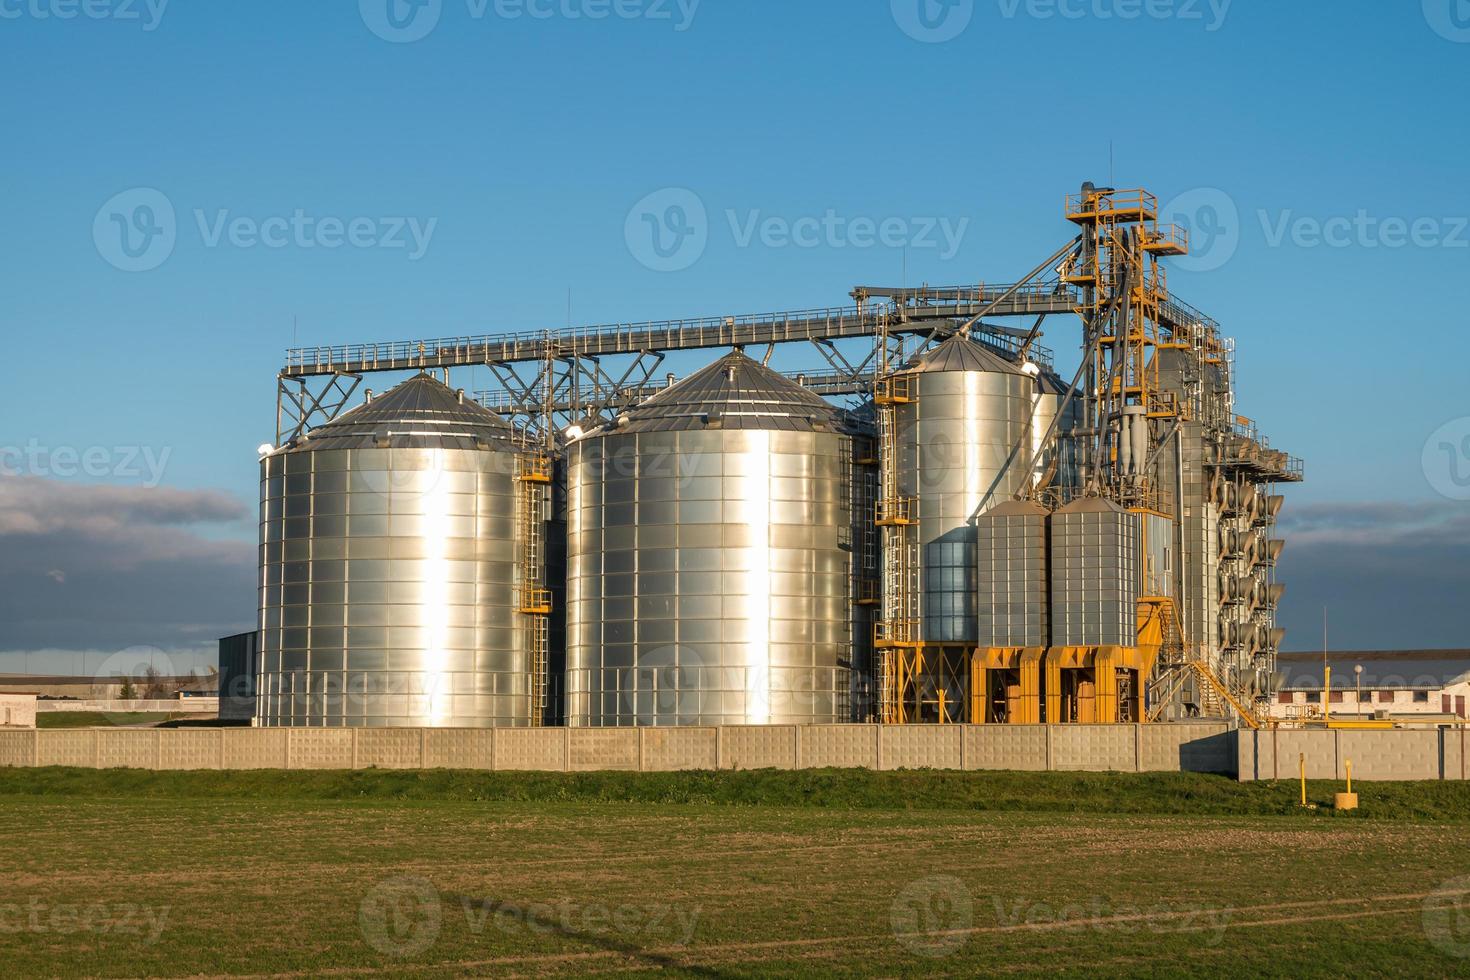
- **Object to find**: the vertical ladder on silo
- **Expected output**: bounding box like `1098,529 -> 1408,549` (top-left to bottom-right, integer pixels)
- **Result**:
515,452 -> 553,725
874,373 -> 921,724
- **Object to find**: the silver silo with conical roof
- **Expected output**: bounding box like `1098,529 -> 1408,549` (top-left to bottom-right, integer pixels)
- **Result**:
564,350 -> 859,726
894,335 -> 1038,644
1034,367 -> 1080,491
257,373 -> 541,727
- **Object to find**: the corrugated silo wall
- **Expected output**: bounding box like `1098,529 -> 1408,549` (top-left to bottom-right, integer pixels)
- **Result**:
1154,348 -> 1221,714
901,367 -> 1034,645
258,444 -> 531,728
564,426 -> 855,727
1050,507 -> 1141,648
975,504 -> 1049,648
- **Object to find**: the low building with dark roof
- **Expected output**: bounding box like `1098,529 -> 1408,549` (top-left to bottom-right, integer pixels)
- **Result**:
1269,650 -> 1470,722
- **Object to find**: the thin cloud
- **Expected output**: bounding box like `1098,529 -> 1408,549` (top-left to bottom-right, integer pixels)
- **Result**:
1276,499 -> 1470,548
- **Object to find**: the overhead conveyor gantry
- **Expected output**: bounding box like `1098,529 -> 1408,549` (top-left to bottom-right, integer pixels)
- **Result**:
274,280 -> 1082,445
271,209 -> 1229,449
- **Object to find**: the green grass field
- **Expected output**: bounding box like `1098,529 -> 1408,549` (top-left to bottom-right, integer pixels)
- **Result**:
35,712 -> 192,729
3,768 -> 1469,977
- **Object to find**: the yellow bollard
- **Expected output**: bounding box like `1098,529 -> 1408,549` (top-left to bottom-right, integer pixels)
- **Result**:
1299,752 -> 1308,808
1336,758 -> 1359,811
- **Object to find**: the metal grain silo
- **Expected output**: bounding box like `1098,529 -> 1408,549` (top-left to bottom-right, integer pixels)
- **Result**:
894,336 -> 1036,644
565,350 -> 858,726
1034,367 -> 1081,491
257,373 -> 543,728
1049,497 -> 1143,649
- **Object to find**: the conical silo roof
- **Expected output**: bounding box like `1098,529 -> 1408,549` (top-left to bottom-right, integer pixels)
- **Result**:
613,350 -> 847,433
979,499 -> 1051,519
292,373 -> 517,450
1055,495 -> 1128,515
902,334 -> 1026,376
1035,367 -> 1071,395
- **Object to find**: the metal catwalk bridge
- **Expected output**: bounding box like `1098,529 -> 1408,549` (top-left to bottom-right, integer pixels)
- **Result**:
273,277 -> 1222,444
279,281 -> 1220,379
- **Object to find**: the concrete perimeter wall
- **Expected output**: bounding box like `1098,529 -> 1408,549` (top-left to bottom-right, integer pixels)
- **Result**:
0,723 -> 1237,775
1237,727 -> 1470,782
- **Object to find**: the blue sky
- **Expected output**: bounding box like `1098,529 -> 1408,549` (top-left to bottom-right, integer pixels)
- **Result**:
2,0 -> 1468,671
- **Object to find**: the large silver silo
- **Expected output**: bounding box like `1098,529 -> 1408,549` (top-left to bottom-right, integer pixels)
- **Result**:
565,351 -> 859,726
1034,368 -> 1081,491
257,373 -> 540,727
894,336 -> 1037,644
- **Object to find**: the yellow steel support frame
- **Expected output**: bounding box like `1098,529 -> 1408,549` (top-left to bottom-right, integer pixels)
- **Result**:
515,452 -> 552,725
1066,188 -> 1193,509
1042,645 -> 1153,724
970,647 -> 1045,724
1018,648 -> 1047,723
